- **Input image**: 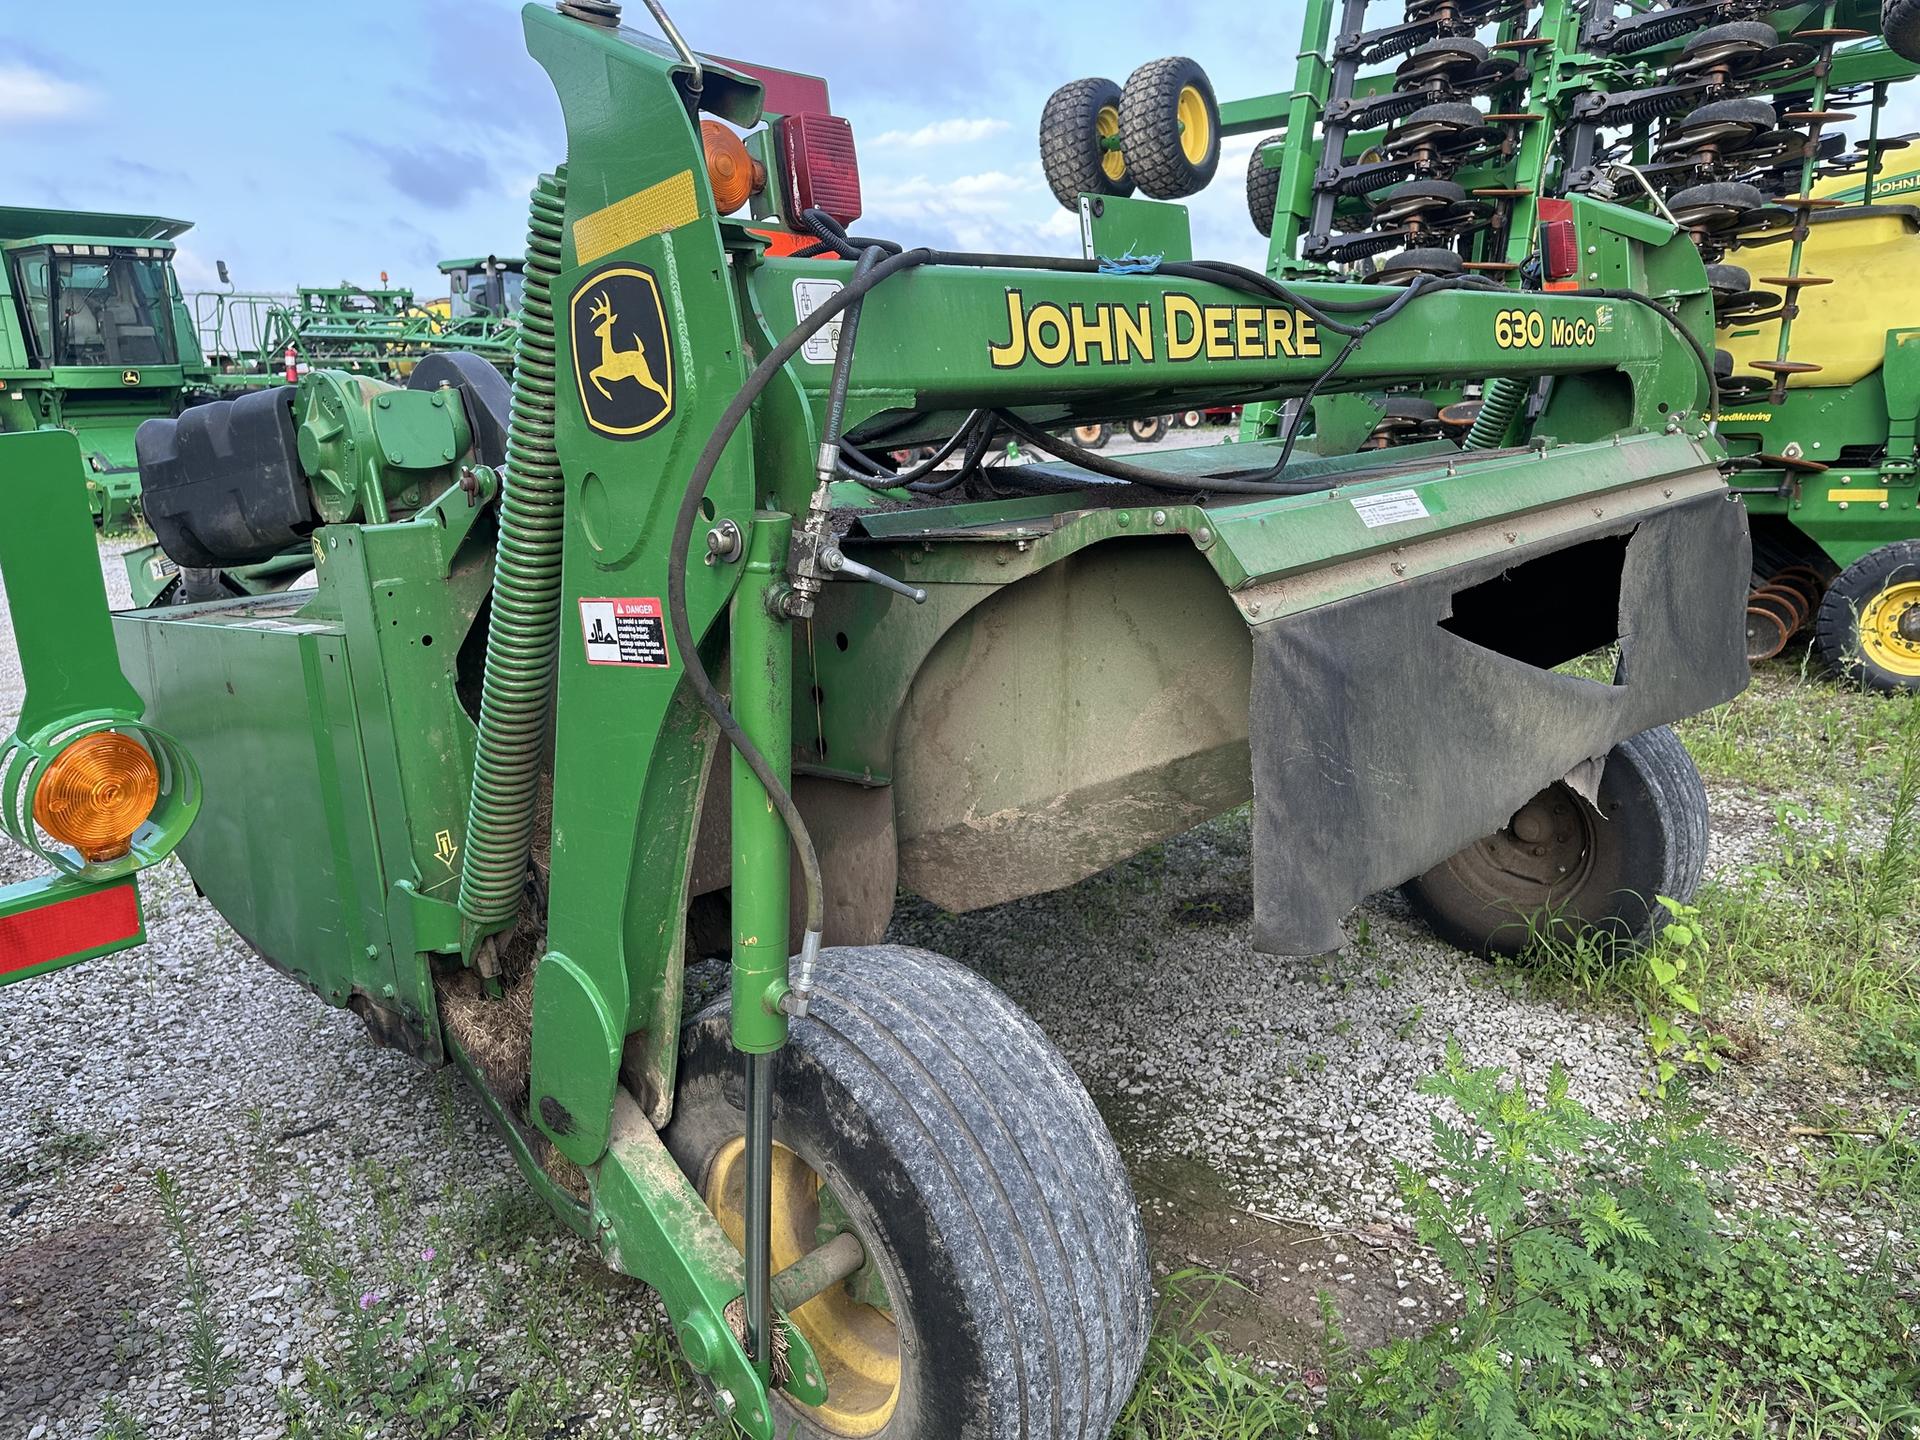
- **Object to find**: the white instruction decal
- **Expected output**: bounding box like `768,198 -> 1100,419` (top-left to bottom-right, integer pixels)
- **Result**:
1350,489 -> 1430,529
579,597 -> 671,668
793,278 -> 845,364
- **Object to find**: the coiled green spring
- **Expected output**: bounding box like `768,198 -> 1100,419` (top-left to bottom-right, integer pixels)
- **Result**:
459,168 -> 568,935
1465,375 -> 1527,450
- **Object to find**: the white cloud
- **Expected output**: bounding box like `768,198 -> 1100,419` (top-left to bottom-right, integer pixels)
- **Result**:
0,64 -> 93,124
870,117 -> 1012,149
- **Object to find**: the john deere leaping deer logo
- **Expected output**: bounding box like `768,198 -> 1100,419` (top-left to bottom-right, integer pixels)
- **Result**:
569,262 -> 675,439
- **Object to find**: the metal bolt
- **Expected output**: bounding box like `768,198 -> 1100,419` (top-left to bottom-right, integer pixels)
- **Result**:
1504,531 -> 1517,543
1116,512 -> 1131,527
705,520 -> 742,565
1247,601 -> 1262,616
1151,509 -> 1168,526
1390,561 -> 1407,576
1881,500 -> 1891,510
1838,500 -> 1849,510
1196,527 -> 1212,543
713,1389 -> 735,1415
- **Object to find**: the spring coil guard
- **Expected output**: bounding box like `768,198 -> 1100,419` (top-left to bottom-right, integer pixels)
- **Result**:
459,168 -> 570,936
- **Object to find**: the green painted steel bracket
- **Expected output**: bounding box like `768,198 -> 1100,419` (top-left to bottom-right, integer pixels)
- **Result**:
1,429 -> 144,736
522,3 -> 761,1165
0,429 -> 196,975
590,1090 -> 827,1440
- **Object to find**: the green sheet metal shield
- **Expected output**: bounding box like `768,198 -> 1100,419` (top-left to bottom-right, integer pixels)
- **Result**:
570,262 -> 675,438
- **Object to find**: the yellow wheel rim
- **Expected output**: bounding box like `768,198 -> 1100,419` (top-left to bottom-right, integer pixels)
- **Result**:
1858,578 -> 1920,677
705,1138 -> 902,1436
1176,84 -> 1212,165
1096,104 -> 1126,182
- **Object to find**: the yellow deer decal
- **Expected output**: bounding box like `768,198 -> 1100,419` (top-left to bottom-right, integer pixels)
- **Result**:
586,292 -> 671,407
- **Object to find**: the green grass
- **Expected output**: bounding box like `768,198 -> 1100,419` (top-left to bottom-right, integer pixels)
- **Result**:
1676,667 -> 1918,794
1120,1054 -> 1920,1440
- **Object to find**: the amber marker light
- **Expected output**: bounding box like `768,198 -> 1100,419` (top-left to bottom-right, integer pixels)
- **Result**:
32,732 -> 160,862
702,119 -> 765,214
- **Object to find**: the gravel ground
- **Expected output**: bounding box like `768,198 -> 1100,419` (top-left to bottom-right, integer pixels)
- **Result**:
0,535 -> 1902,1438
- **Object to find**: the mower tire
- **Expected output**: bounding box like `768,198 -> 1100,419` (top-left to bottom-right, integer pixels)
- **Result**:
665,944 -> 1152,1440
1813,540 -> 1920,692
1128,415 -> 1167,443
1401,725 -> 1708,957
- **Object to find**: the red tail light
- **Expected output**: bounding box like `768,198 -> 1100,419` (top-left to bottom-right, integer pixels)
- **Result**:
780,113 -> 862,227
1539,198 -> 1578,282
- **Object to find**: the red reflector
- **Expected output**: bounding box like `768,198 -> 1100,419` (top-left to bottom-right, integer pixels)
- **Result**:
1539,197 -> 1577,281
0,882 -> 141,977
780,113 -> 862,227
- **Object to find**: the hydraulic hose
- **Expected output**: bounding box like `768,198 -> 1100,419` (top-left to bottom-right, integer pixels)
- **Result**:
459,169 -> 569,938
667,245 -> 938,946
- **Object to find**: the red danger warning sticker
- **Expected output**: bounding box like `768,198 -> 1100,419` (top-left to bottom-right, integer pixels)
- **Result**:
579,597 -> 671,668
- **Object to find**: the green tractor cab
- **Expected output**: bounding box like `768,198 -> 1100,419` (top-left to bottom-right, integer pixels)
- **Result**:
4,5 -> 1750,1437
0,206 -> 223,529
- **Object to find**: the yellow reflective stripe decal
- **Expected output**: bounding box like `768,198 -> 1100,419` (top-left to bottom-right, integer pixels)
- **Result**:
1827,488 -> 1889,502
573,170 -> 701,266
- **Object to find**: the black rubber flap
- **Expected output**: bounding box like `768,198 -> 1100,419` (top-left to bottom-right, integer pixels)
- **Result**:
1248,489 -> 1749,954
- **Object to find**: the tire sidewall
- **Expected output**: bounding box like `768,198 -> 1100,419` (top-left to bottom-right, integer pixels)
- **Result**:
665,1010 -> 985,1440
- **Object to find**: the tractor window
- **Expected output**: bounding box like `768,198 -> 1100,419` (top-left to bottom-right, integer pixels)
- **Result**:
10,249 -> 55,366
48,251 -> 179,368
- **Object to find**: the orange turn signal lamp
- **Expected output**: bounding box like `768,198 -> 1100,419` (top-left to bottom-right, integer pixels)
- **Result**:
702,120 -> 767,215
32,731 -> 160,863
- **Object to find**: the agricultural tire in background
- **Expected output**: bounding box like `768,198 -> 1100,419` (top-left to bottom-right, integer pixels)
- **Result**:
1813,540 -> 1920,692
1401,725 -> 1708,957
664,944 -> 1153,1439
1128,415 -> 1167,443
1041,78 -> 1134,210
1247,135 -> 1283,235
1886,0 -> 1920,63
1072,422 -> 1111,449
1119,57 -> 1222,199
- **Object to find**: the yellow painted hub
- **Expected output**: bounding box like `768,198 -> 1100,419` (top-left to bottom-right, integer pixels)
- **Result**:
705,1138 -> 901,1436
1177,85 -> 1212,164
1096,104 -> 1126,182
1859,578 -> 1920,677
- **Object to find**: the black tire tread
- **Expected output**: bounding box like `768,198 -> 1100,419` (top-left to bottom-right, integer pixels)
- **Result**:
1679,97 -> 1778,129
674,945 -> 1150,1439
1681,20 -> 1782,57
1669,180 -> 1766,211
1119,56 -> 1221,200
1247,136 -> 1283,237
1887,0 -> 1920,64
1040,77 -> 1131,210
1812,540 -> 1920,692
1400,725 -> 1707,956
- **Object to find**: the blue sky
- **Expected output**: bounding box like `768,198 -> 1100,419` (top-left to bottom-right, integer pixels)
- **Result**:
5,1 -> 1302,302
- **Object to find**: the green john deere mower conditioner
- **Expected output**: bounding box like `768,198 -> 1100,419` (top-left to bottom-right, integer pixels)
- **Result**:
1,5 -> 1750,1436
